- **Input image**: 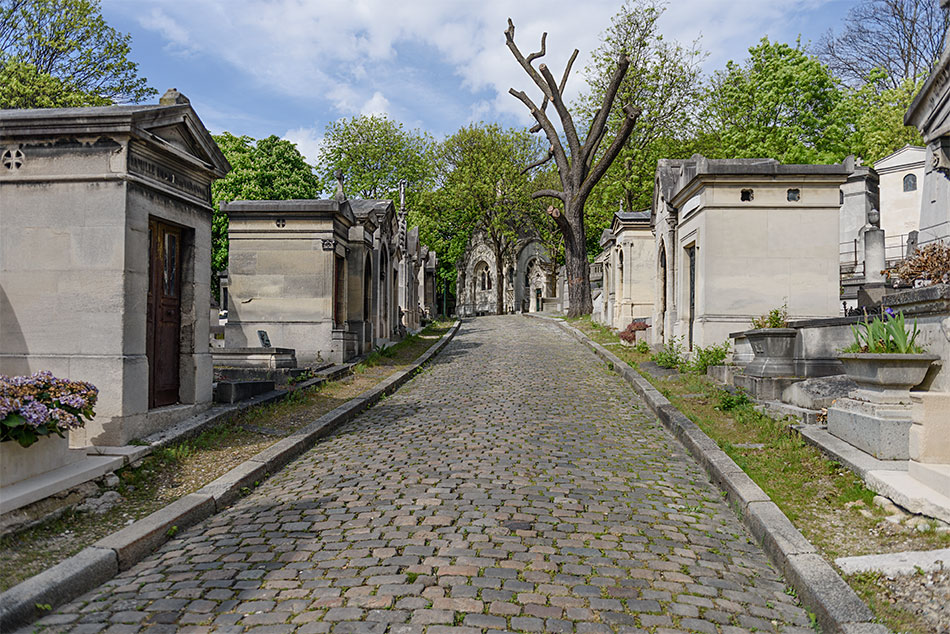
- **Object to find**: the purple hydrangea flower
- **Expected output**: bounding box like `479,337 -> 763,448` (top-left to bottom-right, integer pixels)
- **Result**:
58,394 -> 87,409
20,399 -> 50,428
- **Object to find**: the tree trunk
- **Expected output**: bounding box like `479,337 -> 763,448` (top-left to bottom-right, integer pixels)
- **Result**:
563,201 -> 592,317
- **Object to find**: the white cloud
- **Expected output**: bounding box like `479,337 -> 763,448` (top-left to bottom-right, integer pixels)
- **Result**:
115,0 -> 841,133
360,91 -> 391,116
283,127 -> 324,165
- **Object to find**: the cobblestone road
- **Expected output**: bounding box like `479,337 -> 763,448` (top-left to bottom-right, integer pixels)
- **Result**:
34,316 -> 814,634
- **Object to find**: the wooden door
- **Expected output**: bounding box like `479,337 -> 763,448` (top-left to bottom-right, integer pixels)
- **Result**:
147,219 -> 182,408
687,245 -> 696,351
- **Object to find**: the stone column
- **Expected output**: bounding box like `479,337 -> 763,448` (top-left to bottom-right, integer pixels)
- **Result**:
864,226 -> 886,285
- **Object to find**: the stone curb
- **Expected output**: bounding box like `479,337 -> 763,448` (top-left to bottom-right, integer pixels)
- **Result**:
0,321 -> 461,632
529,315 -> 887,634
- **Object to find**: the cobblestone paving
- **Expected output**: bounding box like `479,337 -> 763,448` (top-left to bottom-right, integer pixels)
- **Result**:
34,316 -> 814,634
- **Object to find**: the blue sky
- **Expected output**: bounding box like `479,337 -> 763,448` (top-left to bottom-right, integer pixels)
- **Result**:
101,0 -> 856,163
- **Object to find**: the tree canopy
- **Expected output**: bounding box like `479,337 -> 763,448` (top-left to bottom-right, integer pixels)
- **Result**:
316,114 -> 435,206
703,38 -> 848,164
0,0 -> 155,108
211,133 -> 321,283
579,0 -> 705,255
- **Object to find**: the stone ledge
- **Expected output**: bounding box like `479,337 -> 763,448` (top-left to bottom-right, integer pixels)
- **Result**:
0,454 -> 125,515
0,546 -> 117,631
0,320 -> 461,631
94,493 -> 216,570
530,314 -> 885,634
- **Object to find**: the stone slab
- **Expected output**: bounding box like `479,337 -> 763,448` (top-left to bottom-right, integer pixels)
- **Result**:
827,404 -> 912,460
909,461 -> 950,496
782,374 -> 856,409
193,459 -> 270,510
797,425 -> 908,479
0,454 -> 124,515
783,552 -> 875,629
213,379 -> 276,403
759,400 -> 821,424
0,546 -> 117,631
836,547 -> 950,576
94,493 -> 215,570
867,469 -> 950,524
734,373 -> 800,401
745,501 -> 818,562
85,444 -> 151,463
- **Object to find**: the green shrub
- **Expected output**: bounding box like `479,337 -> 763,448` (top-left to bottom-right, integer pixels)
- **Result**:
681,341 -> 731,374
717,389 -> 750,411
634,340 -> 650,354
750,303 -> 789,329
651,337 -> 684,369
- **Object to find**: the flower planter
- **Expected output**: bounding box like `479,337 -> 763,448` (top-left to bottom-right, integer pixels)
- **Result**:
837,353 -> 938,404
0,435 -> 85,488
744,328 -> 798,377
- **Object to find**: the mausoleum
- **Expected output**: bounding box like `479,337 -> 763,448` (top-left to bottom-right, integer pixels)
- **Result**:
0,91 -> 230,446
652,155 -> 849,350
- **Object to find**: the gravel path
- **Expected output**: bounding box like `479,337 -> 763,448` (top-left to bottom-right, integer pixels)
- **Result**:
32,316 -> 813,633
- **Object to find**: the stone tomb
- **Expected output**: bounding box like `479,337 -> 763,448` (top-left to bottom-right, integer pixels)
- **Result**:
223,199 -> 361,365
0,92 -> 229,446
652,155 -> 848,351
594,209 -> 655,331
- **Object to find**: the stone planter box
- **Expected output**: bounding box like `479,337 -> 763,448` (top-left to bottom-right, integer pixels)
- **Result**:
744,328 -> 798,377
827,353 -> 938,460
1,435 -> 85,488
838,353 -> 939,404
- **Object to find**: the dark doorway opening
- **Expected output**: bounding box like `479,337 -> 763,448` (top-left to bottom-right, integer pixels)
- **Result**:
147,218 -> 182,409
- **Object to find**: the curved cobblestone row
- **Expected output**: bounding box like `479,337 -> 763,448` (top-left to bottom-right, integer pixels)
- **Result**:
33,316 -> 814,633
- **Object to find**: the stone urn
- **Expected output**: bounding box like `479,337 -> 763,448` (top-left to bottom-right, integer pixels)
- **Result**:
744,328 -> 798,377
837,352 -> 938,404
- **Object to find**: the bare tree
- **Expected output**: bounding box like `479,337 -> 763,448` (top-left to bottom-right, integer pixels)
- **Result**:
817,0 -> 949,89
505,19 -> 640,316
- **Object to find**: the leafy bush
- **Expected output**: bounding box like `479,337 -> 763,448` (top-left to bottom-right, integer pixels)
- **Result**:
681,341 -> 731,374
843,310 -> 924,354
619,320 -> 649,343
750,303 -> 789,329
634,340 -> 650,354
717,389 -> 750,411
651,336 -> 684,369
1,371 -> 98,447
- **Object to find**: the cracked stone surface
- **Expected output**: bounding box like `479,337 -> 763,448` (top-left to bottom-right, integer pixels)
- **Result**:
32,316 -> 814,633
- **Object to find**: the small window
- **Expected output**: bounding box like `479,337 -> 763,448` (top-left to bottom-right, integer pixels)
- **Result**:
787,188 -> 801,202
740,189 -> 754,202
903,173 -> 917,192
487,274 -> 492,290
840,189 -> 844,205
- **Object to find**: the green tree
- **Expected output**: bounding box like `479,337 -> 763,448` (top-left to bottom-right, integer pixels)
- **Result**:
316,114 -> 434,206
0,0 -> 155,107
703,38 -> 848,164
211,133 -> 321,288
422,124 -> 543,313
837,70 -> 925,163
578,0 -> 705,256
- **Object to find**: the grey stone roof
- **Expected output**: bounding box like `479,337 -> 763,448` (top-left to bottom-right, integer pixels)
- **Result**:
599,228 -> 615,247
349,199 -> 393,219
616,210 -> 651,222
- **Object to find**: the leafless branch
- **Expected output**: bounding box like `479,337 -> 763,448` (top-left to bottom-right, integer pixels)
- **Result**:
521,148 -> 554,174
508,87 -> 570,188
531,189 -> 566,202
580,54 -> 630,168
539,63 -> 581,157
581,105 -> 641,198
